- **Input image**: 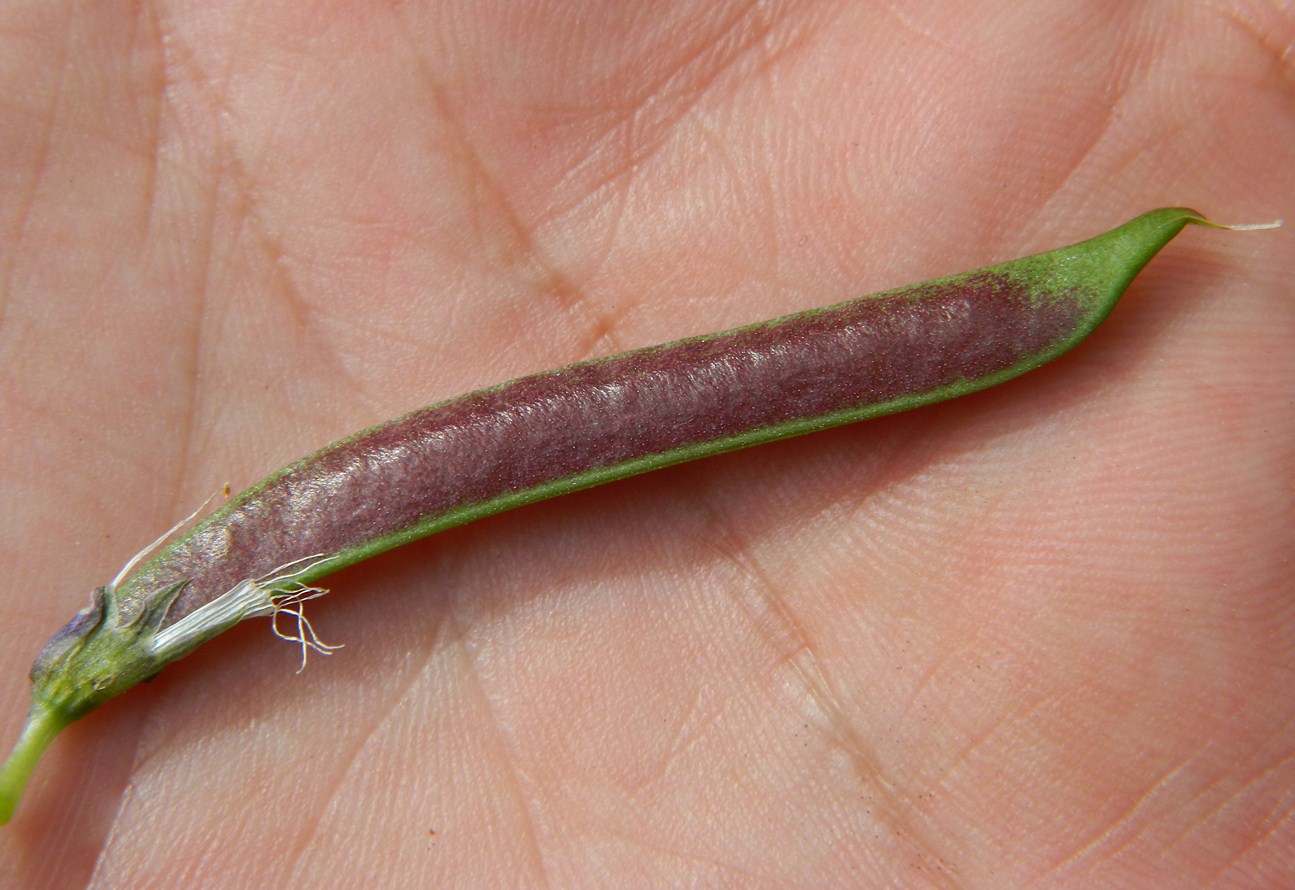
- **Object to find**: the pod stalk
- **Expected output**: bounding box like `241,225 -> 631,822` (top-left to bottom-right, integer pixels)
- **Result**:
0,704 -> 67,826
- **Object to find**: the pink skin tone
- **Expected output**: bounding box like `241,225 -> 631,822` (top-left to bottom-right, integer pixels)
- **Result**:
1,1 -> 1293,886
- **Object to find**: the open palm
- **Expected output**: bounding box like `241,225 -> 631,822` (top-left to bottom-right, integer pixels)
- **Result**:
2,2 -> 1292,886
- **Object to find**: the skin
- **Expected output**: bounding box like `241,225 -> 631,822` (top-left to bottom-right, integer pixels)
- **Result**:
0,0 -> 1291,886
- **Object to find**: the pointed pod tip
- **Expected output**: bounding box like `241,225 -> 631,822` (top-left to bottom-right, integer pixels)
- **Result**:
1181,212 -> 1283,232
1221,219 -> 1282,231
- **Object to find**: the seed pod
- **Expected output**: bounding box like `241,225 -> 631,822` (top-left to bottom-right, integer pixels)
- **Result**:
0,207 -> 1270,824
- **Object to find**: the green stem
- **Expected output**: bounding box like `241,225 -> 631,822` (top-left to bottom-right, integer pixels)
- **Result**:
0,703 -> 68,826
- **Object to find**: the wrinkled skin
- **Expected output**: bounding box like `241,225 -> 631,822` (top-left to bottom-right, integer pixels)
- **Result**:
1,1 -> 1292,886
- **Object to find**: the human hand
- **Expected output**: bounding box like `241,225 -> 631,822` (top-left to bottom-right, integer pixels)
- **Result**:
2,2 -> 1292,885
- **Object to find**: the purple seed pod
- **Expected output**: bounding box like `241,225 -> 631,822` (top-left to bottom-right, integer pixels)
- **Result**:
0,207 -> 1271,825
